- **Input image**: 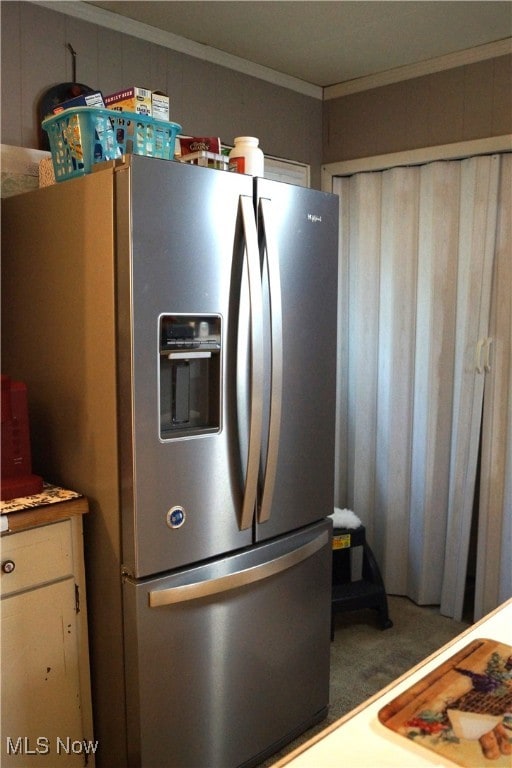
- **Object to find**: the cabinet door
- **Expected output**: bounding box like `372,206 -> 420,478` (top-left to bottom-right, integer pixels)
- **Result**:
1,578 -> 90,767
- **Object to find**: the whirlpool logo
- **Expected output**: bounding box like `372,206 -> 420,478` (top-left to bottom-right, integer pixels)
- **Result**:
307,213 -> 322,223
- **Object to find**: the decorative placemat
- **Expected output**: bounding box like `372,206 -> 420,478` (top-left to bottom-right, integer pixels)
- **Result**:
379,639 -> 512,767
0,483 -> 82,514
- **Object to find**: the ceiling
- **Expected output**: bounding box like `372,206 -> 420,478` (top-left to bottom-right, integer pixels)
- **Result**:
87,1 -> 512,88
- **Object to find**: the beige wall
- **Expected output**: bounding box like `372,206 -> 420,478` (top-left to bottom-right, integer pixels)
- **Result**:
323,54 -> 512,163
0,2 -> 323,186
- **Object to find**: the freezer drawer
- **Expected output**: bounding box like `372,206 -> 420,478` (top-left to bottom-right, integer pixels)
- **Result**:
122,520 -> 332,768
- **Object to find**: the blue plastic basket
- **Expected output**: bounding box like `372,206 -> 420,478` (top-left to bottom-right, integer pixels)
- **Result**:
42,107 -> 181,182
109,111 -> 181,160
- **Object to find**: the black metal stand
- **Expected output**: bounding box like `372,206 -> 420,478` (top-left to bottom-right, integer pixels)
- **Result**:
331,524 -> 393,638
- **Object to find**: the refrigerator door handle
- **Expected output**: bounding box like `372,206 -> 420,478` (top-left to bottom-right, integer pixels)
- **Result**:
258,197 -> 283,523
148,529 -> 328,606
239,195 -> 264,530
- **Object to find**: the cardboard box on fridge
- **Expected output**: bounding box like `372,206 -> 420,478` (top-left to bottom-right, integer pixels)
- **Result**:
105,87 -> 152,115
151,92 -> 170,121
53,91 -> 105,114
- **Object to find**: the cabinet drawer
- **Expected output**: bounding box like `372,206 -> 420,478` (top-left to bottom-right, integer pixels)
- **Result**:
0,520 -> 73,596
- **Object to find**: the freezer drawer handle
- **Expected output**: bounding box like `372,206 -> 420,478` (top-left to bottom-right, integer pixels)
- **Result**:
148,530 -> 328,607
239,195 -> 264,530
258,197 -> 283,524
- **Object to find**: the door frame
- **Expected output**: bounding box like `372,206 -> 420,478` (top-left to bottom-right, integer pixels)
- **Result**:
321,135 -> 512,191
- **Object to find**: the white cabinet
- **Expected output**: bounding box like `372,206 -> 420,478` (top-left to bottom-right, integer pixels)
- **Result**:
1,511 -> 95,767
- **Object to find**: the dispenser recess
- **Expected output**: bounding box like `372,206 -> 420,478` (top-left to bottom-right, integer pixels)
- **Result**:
159,314 -> 221,439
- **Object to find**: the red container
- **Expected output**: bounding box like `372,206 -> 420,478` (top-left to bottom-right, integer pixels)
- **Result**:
1,375 -> 43,501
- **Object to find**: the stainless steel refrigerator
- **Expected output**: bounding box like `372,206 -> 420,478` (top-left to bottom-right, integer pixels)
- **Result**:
2,155 -> 338,768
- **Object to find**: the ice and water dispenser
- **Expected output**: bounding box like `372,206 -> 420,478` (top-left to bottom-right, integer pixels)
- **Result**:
159,315 -> 221,439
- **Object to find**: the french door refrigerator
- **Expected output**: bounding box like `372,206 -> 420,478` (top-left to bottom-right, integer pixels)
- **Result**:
1,155 -> 339,768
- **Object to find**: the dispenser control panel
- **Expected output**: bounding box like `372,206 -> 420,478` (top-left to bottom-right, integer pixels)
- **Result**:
160,316 -> 221,350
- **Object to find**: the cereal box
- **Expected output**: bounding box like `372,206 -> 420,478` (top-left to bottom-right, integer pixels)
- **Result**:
152,92 -> 170,122
105,87 -> 152,116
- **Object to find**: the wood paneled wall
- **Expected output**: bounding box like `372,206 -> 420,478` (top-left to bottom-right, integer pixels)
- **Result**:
0,2 -> 323,186
323,54 -> 512,163
1,3 -> 510,184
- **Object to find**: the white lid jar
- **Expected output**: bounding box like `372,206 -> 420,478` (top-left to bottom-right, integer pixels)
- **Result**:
229,136 -> 264,176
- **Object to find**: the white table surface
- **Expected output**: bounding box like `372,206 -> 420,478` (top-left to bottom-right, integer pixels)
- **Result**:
273,599 -> 512,768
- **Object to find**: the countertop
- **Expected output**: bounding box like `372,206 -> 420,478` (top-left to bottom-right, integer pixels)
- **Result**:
273,598 -> 512,768
0,484 -> 88,533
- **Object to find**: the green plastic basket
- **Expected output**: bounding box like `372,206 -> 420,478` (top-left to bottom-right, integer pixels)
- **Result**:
42,107 -> 181,182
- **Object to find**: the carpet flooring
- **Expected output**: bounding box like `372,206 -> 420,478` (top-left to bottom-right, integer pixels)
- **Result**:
259,595 -> 470,766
